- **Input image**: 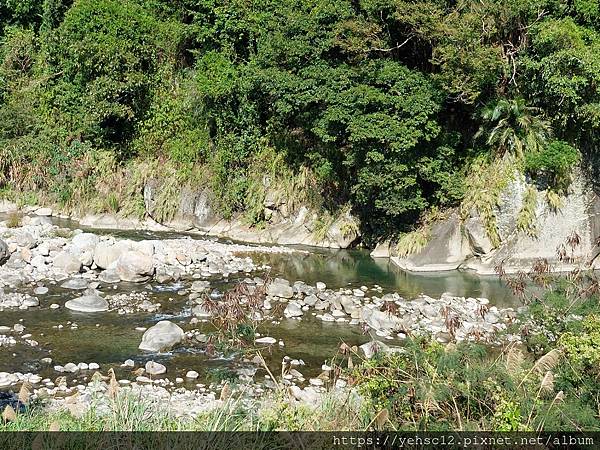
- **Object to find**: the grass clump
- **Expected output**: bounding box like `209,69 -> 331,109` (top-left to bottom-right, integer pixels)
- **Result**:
524,141 -> 580,192
345,335 -> 599,431
460,155 -> 516,247
516,184 -> 538,237
5,211 -> 22,228
395,227 -> 430,257
545,188 -> 564,212
1,382 -> 366,433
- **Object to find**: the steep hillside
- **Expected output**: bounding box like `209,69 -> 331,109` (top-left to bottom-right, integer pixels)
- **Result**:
0,1 -> 598,249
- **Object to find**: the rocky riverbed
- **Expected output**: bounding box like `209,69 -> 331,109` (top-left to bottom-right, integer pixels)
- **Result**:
0,212 -> 525,420
0,214 -> 298,289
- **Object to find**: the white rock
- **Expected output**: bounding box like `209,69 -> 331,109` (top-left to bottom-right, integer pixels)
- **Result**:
35,208 -> 53,217
138,320 -> 184,352
65,294 -> 108,312
145,361 -> 166,376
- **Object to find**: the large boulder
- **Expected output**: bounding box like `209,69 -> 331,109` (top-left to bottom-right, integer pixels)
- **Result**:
93,241 -> 129,270
391,212 -> 472,272
116,251 -> 154,282
144,179 -> 219,231
0,239 -> 9,266
71,233 -> 100,252
267,278 -> 293,299
464,217 -> 494,256
138,320 -> 184,352
467,174 -> 600,274
53,251 -> 82,274
370,241 -> 392,258
65,294 -> 109,312
325,211 -> 360,249
389,173 -> 600,274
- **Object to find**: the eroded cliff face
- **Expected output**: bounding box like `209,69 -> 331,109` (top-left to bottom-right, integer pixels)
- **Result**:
383,173 -> 600,274
77,180 -> 361,249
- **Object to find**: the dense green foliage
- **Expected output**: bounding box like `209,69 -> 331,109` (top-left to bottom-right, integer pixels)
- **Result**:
524,140 -> 581,190
0,0 -> 598,241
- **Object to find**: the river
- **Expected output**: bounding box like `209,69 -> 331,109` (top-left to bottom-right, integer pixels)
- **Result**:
0,216 -> 518,388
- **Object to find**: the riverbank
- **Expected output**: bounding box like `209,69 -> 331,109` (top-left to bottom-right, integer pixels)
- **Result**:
0,196 -> 360,250
0,207 -> 598,433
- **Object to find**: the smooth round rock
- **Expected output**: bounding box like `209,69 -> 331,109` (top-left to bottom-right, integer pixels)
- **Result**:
145,361 -> 166,376
65,295 -> 109,313
138,321 -> 184,352
61,279 -> 89,290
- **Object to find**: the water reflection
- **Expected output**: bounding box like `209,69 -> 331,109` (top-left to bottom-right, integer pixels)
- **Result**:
253,248 -> 518,307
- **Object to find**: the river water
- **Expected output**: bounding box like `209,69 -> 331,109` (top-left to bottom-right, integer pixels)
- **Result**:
0,218 -> 518,386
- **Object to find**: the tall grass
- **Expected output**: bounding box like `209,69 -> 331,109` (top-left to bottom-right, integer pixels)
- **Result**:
516,184 -> 538,237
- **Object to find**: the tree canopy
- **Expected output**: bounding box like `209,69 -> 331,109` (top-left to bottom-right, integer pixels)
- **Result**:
0,0 -> 597,241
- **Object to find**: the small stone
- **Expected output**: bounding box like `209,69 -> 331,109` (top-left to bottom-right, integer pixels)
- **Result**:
185,370 -> 199,379
35,207 -> 53,217
284,302 -> 303,318
145,361 -> 166,376
34,287 -> 49,295
61,279 -> 89,290
122,359 -> 135,368
335,379 -> 347,389
65,294 -> 108,313
255,337 -> 277,344
63,363 -> 78,373
88,363 -> 99,370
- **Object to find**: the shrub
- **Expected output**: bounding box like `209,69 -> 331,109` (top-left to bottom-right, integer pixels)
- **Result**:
524,141 -> 581,190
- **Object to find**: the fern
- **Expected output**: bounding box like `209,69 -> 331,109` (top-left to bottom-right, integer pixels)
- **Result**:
516,185 -> 538,237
